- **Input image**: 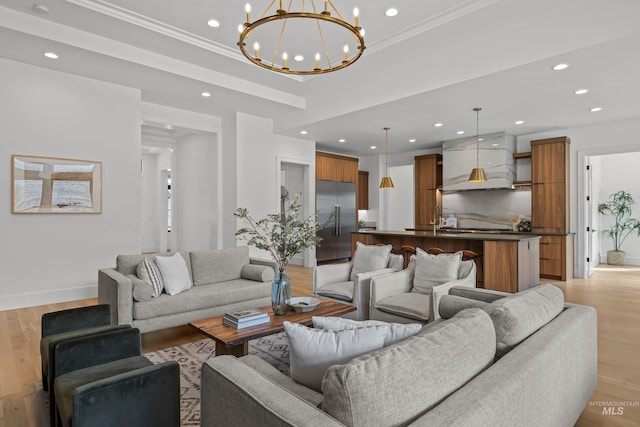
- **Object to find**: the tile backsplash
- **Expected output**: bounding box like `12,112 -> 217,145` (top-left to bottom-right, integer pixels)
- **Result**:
442,189 -> 531,230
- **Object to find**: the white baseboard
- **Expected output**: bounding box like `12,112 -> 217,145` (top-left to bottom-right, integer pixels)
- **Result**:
0,284 -> 98,312
599,255 -> 640,266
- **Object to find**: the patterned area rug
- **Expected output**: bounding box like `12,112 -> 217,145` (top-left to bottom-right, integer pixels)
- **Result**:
34,332 -> 290,426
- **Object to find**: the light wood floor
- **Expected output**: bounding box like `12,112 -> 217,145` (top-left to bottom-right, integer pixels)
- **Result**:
1,264 -> 638,426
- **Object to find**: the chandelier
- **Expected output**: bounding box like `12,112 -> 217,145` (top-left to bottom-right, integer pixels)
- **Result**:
238,1 -> 366,75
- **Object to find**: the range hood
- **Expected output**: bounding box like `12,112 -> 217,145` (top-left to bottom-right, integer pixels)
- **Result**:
443,132 -> 516,191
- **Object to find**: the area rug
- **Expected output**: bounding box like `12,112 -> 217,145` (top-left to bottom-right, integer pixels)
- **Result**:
34,332 -> 290,426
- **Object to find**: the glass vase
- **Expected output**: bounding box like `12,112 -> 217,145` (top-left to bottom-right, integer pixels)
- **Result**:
272,270 -> 292,315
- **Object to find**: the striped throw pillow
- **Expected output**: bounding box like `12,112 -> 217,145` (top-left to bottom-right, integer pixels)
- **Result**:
137,258 -> 164,297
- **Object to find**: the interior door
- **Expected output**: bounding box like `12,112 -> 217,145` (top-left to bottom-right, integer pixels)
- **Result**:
586,162 -> 595,277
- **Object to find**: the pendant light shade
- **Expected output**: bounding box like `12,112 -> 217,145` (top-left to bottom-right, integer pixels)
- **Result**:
380,127 -> 394,189
468,107 -> 487,183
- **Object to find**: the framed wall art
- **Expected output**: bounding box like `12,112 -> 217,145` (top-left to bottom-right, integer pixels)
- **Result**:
12,154 -> 102,214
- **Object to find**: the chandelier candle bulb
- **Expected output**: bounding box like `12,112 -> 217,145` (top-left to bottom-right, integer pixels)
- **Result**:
282,52 -> 289,70
245,3 -> 251,23
343,45 -> 349,63
314,53 -> 320,70
253,42 -> 260,60
354,7 -> 359,28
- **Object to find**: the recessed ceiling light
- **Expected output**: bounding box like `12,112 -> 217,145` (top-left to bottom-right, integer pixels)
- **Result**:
515,120 -> 524,125
574,89 -> 589,95
338,139 -> 346,143
385,8 -> 398,17
409,139 -> 416,143
44,52 -> 58,59
294,55 -> 304,62
201,92 -> 211,97
492,143 -> 499,147
370,145 -> 377,150
207,19 -> 220,28
590,107 -> 603,112
33,4 -> 49,14
457,131 -> 465,135
434,123 -> 443,127
552,63 -> 569,71
300,130 -> 308,135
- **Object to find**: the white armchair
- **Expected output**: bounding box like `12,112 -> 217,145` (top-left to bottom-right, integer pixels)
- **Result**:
370,249 -> 477,324
313,243 -> 403,320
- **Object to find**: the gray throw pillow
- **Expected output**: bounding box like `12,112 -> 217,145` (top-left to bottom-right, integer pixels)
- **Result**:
350,242 -> 392,281
412,248 -> 462,294
137,258 -> 164,297
127,274 -> 154,302
241,264 -> 275,282
484,284 -> 565,358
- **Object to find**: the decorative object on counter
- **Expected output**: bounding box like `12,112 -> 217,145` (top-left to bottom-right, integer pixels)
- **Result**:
380,127 -> 395,189
236,190 -> 331,314
440,215 -> 458,229
238,1 -> 365,75
288,296 -> 321,313
468,107 -> 488,183
597,190 -> 640,265
517,219 -> 532,232
510,216 -> 521,231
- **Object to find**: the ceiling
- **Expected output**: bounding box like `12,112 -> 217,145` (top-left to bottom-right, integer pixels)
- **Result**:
2,0 -> 639,156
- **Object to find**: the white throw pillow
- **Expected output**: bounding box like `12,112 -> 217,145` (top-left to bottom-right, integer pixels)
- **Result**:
312,316 -> 422,347
136,258 -> 164,297
412,248 -> 462,295
155,253 -> 192,296
283,321 -> 388,392
350,242 -> 392,281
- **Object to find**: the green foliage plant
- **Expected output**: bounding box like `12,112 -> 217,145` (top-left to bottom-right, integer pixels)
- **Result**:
597,190 -> 640,252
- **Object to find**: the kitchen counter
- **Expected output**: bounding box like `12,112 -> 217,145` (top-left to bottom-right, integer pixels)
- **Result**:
353,230 -> 540,293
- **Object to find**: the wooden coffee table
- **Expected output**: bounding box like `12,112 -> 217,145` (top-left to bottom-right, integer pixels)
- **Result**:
189,298 -> 355,357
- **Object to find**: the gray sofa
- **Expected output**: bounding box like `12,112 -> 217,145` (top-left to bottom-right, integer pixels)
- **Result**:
98,246 -> 274,333
200,284 -> 597,427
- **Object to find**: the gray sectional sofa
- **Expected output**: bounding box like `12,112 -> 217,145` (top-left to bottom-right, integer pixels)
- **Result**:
201,284 -> 597,427
98,246 -> 274,333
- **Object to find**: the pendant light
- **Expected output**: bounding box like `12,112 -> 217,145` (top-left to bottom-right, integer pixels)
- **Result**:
468,107 -> 488,182
380,127 -> 394,189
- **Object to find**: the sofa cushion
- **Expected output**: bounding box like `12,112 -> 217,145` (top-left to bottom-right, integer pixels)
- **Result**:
438,294 -> 489,319
132,279 -> 270,320
350,243 -> 392,281
321,308 -> 496,427
127,274 -> 154,302
484,284 -> 565,358
155,253 -> 192,296
375,292 -> 431,322
412,248 -> 461,295
117,254 -> 149,276
315,281 -> 353,302
312,316 -> 422,346
240,264 -> 275,282
136,259 -> 164,297
190,247 -> 250,286
284,321 -> 388,393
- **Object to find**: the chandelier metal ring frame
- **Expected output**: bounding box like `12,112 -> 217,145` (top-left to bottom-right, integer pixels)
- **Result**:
238,1 -> 366,75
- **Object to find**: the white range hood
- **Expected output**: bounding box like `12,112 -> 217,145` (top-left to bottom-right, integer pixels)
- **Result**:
443,132 -> 516,191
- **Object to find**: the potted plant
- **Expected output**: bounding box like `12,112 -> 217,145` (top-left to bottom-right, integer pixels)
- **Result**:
597,190 -> 640,265
235,190 -> 330,314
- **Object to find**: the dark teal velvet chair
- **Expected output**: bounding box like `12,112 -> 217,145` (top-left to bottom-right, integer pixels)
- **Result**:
40,304 -> 130,426
52,327 -> 180,427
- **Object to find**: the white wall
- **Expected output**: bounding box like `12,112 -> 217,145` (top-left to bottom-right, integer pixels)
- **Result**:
386,164 -> 414,230
236,112 -> 316,265
0,59 -> 141,310
176,133 -> 218,251
597,152 -> 640,264
281,163 -> 305,265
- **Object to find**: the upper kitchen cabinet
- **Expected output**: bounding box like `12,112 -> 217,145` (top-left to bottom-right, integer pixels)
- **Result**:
316,152 -> 358,183
357,170 -> 369,210
415,154 -> 442,229
531,137 -> 570,233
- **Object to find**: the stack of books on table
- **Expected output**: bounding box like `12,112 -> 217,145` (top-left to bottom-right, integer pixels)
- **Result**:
223,309 -> 270,329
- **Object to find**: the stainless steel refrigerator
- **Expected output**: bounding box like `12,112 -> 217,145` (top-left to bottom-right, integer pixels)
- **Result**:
316,180 -> 357,263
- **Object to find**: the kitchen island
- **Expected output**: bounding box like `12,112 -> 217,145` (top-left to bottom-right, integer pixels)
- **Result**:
352,230 -> 541,293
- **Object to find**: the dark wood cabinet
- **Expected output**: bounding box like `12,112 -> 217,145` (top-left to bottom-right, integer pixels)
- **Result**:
357,170 -> 369,210
531,137 -> 570,234
414,154 -> 442,229
316,152 -> 358,183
